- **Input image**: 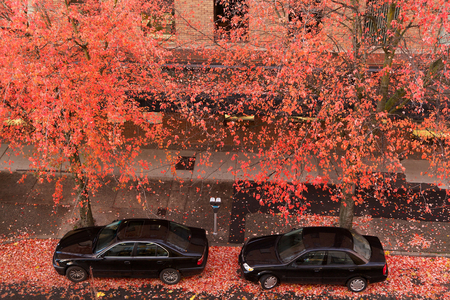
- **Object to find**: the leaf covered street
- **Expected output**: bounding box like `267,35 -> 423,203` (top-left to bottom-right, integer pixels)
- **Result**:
1,239 -> 449,299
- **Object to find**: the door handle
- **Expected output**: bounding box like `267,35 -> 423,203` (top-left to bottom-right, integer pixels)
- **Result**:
157,261 -> 163,264
124,261 -> 131,265
349,269 -> 355,272
314,268 -> 321,272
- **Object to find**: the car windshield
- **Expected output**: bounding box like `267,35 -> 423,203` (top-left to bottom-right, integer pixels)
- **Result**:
351,231 -> 371,261
94,220 -> 122,253
277,228 -> 305,263
166,222 -> 191,251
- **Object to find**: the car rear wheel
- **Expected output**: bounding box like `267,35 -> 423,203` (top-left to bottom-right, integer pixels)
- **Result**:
259,274 -> 278,290
347,277 -> 367,292
66,266 -> 88,283
160,268 -> 181,285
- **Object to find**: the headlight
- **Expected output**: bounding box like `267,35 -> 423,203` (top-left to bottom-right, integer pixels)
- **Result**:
56,259 -> 72,266
243,263 -> 254,272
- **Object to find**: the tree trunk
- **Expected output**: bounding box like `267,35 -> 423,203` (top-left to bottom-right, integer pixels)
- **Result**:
70,150 -> 94,227
74,172 -> 94,228
339,183 -> 355,229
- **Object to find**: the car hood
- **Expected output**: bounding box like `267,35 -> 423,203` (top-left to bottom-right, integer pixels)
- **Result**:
242,235 -> 281,266
56,226 -> 103,255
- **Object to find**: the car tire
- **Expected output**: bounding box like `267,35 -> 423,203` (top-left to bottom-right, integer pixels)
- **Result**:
66,266 -> 88,283
160,268 -> 181,285
259,274 -> 278,290
347,277 -> 367,292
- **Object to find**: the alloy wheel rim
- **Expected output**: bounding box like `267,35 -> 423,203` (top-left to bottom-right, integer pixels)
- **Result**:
69,269 -> 84,280
350,279 -> 365,291
264,276 -> 277,289
163,271 -> 178,283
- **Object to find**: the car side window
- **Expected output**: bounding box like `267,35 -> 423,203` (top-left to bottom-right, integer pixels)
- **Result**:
136,243 -> 169,257
296,251 -> 326,265
103,243 -> 134,257
327,251 -> 355,265
156,245 -> 169,257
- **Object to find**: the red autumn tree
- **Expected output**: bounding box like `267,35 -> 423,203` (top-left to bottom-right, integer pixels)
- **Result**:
1,0 -> 448,230
0,0 -> 170,227
156,0 -> 450,228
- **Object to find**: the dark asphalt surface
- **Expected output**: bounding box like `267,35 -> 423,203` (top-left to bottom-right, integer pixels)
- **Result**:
229,179 -> 450,243
0,283 -> 443,300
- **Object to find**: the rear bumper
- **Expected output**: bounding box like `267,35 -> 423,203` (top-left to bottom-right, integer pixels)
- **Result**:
181,241 -> 209,277
180,266 -> 206,277
369,274 -> 388,284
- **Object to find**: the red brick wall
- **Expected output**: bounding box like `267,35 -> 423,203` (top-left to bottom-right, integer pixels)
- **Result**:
175,0 -> 214,42
248,0 -> 287,45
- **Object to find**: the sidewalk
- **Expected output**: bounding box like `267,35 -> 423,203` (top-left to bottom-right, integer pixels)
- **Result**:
0,144 -> 449,257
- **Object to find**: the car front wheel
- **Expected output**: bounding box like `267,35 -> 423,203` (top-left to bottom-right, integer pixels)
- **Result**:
347,277 -> 367,292
259,274 -> 278,290
66,266 -> 88,283
160,268 -> 181,285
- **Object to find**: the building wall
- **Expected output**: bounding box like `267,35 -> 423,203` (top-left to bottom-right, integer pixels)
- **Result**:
248,0 -> 287,45
172,0 -> 445,65
175,0 -> 214,42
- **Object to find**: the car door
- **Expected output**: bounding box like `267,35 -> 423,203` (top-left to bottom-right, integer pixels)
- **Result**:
321,250 -> 359,284
132,242 -> 169,277
90,242 -> 135,277
283,250 -> 325,284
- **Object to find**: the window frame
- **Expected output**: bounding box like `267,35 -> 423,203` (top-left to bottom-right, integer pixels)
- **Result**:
135,242 -> 170,258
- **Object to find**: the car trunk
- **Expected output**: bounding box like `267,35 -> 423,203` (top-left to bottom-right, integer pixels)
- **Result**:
186,227 -> 208,256
364,235 -> 387,263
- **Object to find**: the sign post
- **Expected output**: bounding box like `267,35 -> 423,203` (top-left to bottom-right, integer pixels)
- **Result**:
210,197 -> 221,235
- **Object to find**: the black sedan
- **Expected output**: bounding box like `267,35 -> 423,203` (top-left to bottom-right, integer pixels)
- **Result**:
53,219 -> 208,284
239,226 -> 388,292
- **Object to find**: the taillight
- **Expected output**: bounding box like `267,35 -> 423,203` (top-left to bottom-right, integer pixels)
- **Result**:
197,254 -> 204,266
383,264 -> 388,276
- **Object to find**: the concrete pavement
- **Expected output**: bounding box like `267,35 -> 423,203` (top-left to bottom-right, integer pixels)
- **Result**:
0,144 -> 449,257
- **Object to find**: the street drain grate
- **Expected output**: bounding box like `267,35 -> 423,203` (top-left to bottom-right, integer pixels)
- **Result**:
175,156 -> 196,170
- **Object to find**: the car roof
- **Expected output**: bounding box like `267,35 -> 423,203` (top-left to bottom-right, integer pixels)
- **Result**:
117,219 -> 171,241
301,227 -> 354,250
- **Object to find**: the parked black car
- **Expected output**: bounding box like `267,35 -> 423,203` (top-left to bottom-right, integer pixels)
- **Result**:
239,226 -> 388,292
53,219 -> 208,284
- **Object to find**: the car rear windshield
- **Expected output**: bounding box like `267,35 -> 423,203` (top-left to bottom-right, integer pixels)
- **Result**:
277,228 -> 305,263
166,222 -> 191,251
94,220 -> 121,253
351,231 -> 371,261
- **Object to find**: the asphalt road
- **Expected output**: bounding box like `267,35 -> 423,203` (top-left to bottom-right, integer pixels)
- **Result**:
0,283 -> 440,300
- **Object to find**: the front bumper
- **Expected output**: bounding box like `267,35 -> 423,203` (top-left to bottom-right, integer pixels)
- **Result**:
238,249 -> 258,282
52,253 -> 66,275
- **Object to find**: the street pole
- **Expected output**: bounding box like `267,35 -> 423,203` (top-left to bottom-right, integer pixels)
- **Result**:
210,197 -> 221,235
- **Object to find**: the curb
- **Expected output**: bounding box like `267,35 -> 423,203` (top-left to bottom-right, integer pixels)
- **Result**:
386,250 -> 450,257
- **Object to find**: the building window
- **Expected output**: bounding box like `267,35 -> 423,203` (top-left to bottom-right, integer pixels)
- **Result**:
142,0 -> 175,36
364,1 -> 400,44
288,0 -> 323,37
214,0 -> 248,41
438,15 -> 450,45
